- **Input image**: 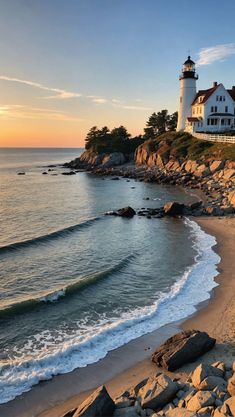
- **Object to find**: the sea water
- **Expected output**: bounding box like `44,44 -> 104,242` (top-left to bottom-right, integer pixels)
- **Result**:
0,148 -> 220,403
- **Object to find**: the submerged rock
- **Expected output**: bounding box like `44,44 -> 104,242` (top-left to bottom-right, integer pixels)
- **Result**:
152,330 -> 216,371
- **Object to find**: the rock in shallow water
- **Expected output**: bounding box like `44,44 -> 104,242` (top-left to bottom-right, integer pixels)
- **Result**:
163,202 -> 185,216
106,206 -> 136,218
151,330 -> 216,371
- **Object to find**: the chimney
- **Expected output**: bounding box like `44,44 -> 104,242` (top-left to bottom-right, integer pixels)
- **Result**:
213,81 -> 218,88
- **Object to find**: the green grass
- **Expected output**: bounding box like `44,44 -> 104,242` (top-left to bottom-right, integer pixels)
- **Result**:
141,132 -> 235,161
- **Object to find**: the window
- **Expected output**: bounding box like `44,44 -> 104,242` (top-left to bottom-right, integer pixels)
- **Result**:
225,106 -> 228,113
208,118 -> 218,125
228,119 -> 231,125
217,95 -> 225,101
211,106 -> 217,112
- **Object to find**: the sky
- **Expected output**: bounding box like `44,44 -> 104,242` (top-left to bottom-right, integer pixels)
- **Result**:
1,0 -> 235,147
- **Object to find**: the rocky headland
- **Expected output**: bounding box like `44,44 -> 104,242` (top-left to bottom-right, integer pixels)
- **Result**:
64,132 -> 235,217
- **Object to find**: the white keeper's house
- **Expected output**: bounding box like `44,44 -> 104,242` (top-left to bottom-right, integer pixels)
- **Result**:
176,56 -> 235,134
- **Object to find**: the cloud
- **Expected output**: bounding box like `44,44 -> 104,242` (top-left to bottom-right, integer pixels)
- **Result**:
0,76 -> 81,99
0,104 -> 83,121
92,98 -> 108,104
197,43 -> 235,66
114,104 -> 152,111
0,75 -> 152,111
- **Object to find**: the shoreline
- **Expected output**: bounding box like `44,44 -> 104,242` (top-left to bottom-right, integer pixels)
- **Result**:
1,216 -> 234,417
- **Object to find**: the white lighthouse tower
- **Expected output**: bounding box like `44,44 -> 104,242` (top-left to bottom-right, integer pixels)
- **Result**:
176,56 -> 198,131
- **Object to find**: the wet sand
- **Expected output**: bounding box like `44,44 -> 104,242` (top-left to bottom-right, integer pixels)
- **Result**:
1,216 -> 235,417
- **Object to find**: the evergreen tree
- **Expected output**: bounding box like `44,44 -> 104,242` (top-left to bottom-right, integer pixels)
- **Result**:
167,111 -> 178,131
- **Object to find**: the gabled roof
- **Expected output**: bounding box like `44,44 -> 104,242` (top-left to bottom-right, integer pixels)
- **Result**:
191,84 -> 220,105
227,89 -> 235,101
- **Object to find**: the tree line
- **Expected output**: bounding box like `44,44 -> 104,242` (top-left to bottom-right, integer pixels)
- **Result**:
85,110 -> 178,153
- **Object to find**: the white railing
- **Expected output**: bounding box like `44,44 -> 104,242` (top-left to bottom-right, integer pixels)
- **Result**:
193,132 -> 235,143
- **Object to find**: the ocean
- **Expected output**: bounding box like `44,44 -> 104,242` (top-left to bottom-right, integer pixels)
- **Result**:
0,148 -> 220,404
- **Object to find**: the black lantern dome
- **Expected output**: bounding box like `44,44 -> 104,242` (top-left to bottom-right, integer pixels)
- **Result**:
180,56 -> 198,80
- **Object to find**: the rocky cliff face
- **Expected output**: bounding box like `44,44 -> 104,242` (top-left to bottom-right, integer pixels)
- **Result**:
65,149 -> 127,169
134,140 -> 235,183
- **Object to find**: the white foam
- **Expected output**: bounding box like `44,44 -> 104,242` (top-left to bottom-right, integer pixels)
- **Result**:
39,289 -> 65,303
0,218 -> 220,404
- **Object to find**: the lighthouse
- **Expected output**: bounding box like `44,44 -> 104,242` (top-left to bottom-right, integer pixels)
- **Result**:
176,56 -> 198,131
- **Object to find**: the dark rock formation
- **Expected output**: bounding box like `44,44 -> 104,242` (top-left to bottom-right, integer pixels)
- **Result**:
73,385 -> 115,417
151,330 -> 216,371
61,171 -> 76,175
106,206 -> 136,218
163,202 -> 185,216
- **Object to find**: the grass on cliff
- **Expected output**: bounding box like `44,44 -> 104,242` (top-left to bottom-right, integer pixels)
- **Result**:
143,131 -> 235,161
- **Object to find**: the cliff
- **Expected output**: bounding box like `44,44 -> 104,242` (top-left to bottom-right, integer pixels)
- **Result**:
64,149 -> 129,169
135,132 -> 235,166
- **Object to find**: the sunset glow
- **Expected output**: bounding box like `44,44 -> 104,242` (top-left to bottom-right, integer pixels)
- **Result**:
1,0 -> 235,147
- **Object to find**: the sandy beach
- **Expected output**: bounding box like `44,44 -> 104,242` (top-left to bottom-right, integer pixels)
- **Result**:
1,216 -> 235,417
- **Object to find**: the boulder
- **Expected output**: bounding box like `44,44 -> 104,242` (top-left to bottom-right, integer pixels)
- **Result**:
191,364 -> 224,389
187,390 -> 215,412
184,160 -> 198,173
198,376 -> 227,391
223,396 -> 235,416
113,406 -> 140,417
228,374 -> 235,396
163,202 -> 185,216
228,191 -> 235,208
210,160 -> 225,174
73,385 -> 115,417
194,164 -> 210,177
213,408 -> 228,417
222,168 -> 235,180
116,206 -> 136,218
205,206 -> 224,216
152,330 -> 216,371
139,373 -> 178,410
190,201 -> 203,211
165,408 -> 196,417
